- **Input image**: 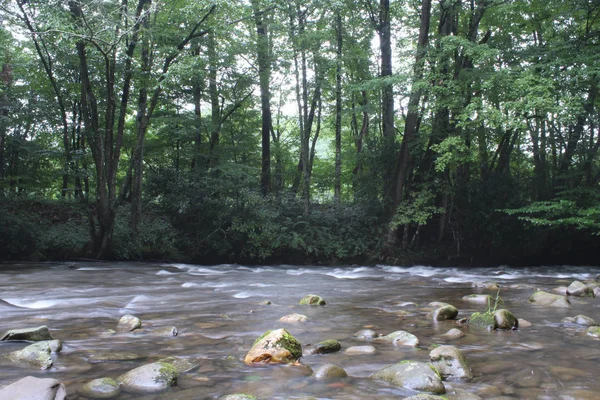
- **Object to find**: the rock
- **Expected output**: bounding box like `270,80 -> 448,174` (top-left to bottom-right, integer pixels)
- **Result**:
158,357 -> 201,373
468,312 -> 495,330
441,328 -> 465,340
279,313 -> 308,323
311,339 -> 341,355
116,314 -> 142,332
595,287 -> 600,297
432,305 -> 459,321
567,281 -> 595,297
313,364 -> 348,381
244,329 -> 302,364
428,301 -> 452,308
518,318 -> 532,328
371,361 -> 445,394
494,309 -> 518,330
1,325 -> 54,341
0,376 -> 67,400
258,300 -> 273,305
528,291 -> 571,308
429,345 -> 472,379
446,388 -> 483,399
118,362 -> 178,393
586,326 -> 600,338
298,294 -> 326,305
472,281 -> 499,290
376,330 -> 419,347
49,339 -> 63,353
81,377 -> 121,399
563,315 -> 598,326
219,395 -> 258,400
404,395 -> 447,400
354,329 -> 378,339
6,341 -> 54,369
345,345 -> 376,355
462,294 -> 491,304
86,352 -> 146,363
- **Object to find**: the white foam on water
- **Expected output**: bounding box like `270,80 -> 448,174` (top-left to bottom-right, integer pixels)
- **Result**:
325,267 -> 381,279
157,270 -> 178,275
248,283 -> 273,287
233,292 -> 252,298
188,267 -> 232,276
181,282 -> 202,288
1,298 -> 59,309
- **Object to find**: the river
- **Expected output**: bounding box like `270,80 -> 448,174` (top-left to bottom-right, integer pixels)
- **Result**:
1,262 -> 599,399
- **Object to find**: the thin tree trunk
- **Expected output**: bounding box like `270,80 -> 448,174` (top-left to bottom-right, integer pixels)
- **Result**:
334,11 -> 343,205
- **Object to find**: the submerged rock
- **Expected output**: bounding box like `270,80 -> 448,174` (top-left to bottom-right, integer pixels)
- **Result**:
279,313 -> 308,323
345,345 -> 376,355
429,345 -> 472,379
81,377 -> 121,399
528,291 -> 571,308
441,328 -> 465,340
371,361 -> 445,394
6,340 -> 54,369
313,363 -> 348,381
586,326 -> 600,338
472,281 -> 499,290
1,325 -> 54,341
432,305 -> 459,321
567,281 -> 595,298
298,294 -> 326,305
376,330 -> 419,347
0,376 -> 66,400
116,314 -> 142,332
461,294 -> 491,304
563,315 -> 598,326
118,361 -> 178,393
244,328 -> 302,364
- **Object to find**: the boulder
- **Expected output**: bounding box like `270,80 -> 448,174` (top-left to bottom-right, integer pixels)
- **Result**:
1,326 -> 54,341
6,341 -> 54,369
371,361 -> 445,394
299,294 -> 326,305
586,326 -> 600,338
461,294 -> 491,304
567,281 -> 595,298
494,309 -> 518,330
313,364 -> 348,381
432,305 -> 459,321
528,291 -> 571,308
0,376 -> 66,400
472,281 -> 499,290
279,313 -> 308,323
376,330 -> 419,347
563,315 -> 597,326
345,345 -> 376,355
116,315 -> 142,332
118,361 -> 178,393
429,345 -> 472,379
81,378 -> 121,399
354,329 -> 378,339
244,329 -> 302,364
310,339 -> 341,355
441,328 -> 465,340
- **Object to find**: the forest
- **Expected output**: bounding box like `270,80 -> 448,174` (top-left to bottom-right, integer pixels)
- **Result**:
0,0 -> 598,265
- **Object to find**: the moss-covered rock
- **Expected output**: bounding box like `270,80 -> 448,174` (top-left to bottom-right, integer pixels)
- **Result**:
468,312 -> 495,330
432,305 -> 459,321
1,325 -> 54,341
6,340 -> 54,369
81,377 -> 121,399
586,326 -> 600,338
118,362 -> 178,393
371,361 -> 445,394
567,281 -> 595,298
0,376 -> 66,400
429,345 -> 472,380
298,294 -> 326,305
244,328 -> 302,364
494,309 -> 518,330
529,291 -> 571,308
310,339 -> 341,355
313,363 -> 348,381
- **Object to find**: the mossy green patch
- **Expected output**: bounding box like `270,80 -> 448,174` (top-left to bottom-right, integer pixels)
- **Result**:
469,312 -> 495,329
277,330 -> 302,360
155,362 -> 178,386
254,330 -> 273,345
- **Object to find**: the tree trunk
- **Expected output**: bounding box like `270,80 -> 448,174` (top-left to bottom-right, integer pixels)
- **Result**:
334,11 -> 343,205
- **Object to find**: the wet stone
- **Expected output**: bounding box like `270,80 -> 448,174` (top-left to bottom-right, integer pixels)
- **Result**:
299,294 -> 326,305
441,328 -> 465,340
345,345 -> 376,355
313,364 -> 348,381
0,376 -> 66,400
81,377 -> 122,399
116,314 -> 142,332
279,313 -> 308,323
1,325 -> 54,341
354,329 -> 378,339
376,330 -> 419,347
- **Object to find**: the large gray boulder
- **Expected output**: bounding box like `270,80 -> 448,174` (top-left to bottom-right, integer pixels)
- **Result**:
567,281 -> 595,298
376,330 -> 419,347
244,329 -> 302,364
371,361 -> 445,394
5,341 -> 54,369
0,376 -> 66,400
528,291 -> 571,308
118,362 -> 178,393
1,326 -> 54,341
429,345 -> 472,379
299,294 -> 326,305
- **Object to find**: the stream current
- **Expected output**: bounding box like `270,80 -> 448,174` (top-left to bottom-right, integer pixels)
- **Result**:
1,262 -> 600,399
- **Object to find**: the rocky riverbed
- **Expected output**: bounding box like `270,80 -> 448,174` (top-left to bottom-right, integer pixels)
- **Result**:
0,263 -> 599,399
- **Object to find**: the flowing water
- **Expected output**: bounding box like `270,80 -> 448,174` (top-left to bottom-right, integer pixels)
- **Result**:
1,262 -> 600,399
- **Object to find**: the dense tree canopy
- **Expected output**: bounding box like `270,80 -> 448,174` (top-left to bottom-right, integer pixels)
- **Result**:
0,0 -> 598,265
